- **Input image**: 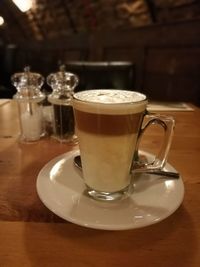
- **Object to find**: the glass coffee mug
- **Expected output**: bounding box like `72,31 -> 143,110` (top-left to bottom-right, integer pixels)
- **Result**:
72,90 -> 175,201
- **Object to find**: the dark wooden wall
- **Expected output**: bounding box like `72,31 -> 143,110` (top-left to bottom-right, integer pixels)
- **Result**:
91,19 -> 200,103
1,19 -> 200,104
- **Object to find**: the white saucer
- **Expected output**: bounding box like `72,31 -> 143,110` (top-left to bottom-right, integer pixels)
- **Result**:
36,150 -> 184,230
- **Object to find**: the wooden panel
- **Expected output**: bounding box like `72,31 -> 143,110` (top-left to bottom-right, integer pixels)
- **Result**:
2,34 -> 89,94
2,19 -> 200,103
92,20 -> 200,102
142,46 -> 200,102
101,47 -> 145,91
145,47 -> 200,73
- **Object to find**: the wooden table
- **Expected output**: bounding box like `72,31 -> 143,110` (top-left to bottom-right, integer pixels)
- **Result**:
0,100 -> 200,267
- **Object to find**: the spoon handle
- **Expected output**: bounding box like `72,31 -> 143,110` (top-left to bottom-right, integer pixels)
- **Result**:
132,169 -> 180,178
73,155 -> 180,179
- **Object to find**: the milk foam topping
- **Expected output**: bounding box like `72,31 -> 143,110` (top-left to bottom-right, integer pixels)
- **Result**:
73,90 -> 147,114
74,90 -> 146,104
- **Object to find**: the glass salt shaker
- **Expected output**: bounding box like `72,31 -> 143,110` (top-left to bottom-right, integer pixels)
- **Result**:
12,66 -> 45,143
47,66 -> 79,144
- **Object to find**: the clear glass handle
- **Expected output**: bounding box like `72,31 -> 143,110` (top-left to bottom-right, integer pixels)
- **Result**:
133,114 -> 175,171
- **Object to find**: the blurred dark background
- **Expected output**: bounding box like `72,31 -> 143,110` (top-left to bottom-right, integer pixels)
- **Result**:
0,0 -> 200,105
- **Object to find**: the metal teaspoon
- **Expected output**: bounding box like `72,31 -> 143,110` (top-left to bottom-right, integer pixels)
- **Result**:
73,155 -> 180,179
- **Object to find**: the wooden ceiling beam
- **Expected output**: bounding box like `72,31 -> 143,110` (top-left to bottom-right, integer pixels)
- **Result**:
61,0 -> 77,33
144,0 -> 157,23
1,0 -> 31,41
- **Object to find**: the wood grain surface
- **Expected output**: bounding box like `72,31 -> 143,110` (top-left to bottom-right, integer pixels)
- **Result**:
0,100 -> 200,267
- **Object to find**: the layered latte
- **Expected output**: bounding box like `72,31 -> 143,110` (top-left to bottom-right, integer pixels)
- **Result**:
73,90 -> 147,193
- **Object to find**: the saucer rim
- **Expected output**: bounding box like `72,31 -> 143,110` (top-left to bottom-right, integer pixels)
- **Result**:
36,150 -> 184,230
